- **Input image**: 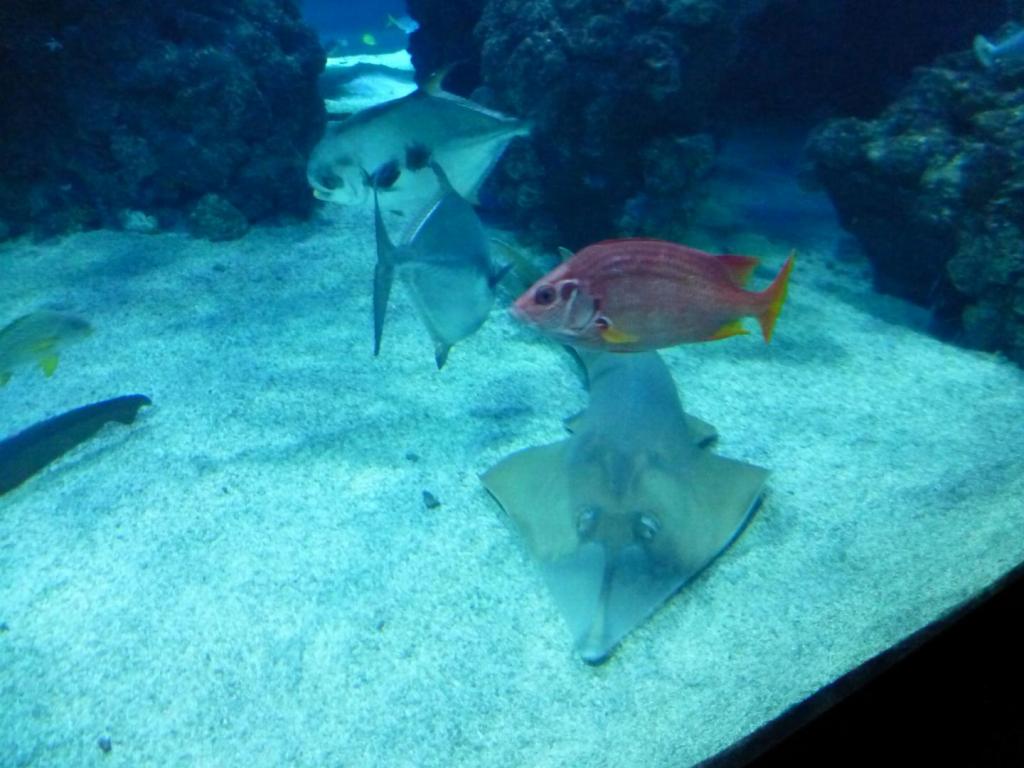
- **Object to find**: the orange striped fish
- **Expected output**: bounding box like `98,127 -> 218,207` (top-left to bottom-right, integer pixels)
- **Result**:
511,238 -> 794,352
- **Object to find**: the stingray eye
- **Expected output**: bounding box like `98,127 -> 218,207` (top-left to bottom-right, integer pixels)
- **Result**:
634,513 -> 661,542
533,284 -> 557,306
576,505 -> 600,538
559,280 -> 578,301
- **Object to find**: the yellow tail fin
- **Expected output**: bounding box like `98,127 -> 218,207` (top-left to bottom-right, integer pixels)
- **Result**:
757,251 -> 795,343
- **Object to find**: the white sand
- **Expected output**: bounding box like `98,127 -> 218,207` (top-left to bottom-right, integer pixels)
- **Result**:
322,49 -> 416,114
2,202 -> 1023,767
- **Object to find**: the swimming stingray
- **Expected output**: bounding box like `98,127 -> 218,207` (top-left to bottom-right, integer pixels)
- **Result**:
307,71 -> 530,210
482,351 -> 768,663
373,161 -> 510,368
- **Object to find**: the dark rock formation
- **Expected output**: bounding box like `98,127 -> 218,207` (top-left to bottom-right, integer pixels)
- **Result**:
806,40 -> 1024,364
470,0 -> 770,247
719,0 -> 1007,122
0,0 -> 325,240
188,194 -> 250,241
406,0 -> 1009,248
406,0 -> 485,95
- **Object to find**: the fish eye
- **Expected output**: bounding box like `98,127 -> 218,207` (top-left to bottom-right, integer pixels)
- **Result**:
534,284 -> 557,306
318,170 -> 342,190
634,513 -> 661,541
576,505 -> 600,537
594,316 -> 610,330
559,281 -> 578,301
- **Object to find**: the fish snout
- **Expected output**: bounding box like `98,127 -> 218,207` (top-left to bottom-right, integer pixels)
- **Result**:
509,295 -> 534,325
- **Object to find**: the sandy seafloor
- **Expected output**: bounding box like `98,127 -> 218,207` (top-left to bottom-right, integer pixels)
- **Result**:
2,196 -> 1024,768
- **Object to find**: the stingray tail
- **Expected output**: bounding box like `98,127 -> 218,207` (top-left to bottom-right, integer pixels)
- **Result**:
372,188 -> 396,357
756,250 -> 795,343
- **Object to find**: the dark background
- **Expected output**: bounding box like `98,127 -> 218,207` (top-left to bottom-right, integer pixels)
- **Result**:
718,567 -> 1024,767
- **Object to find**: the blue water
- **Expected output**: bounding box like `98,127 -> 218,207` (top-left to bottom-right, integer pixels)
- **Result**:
300,0 -> 410,50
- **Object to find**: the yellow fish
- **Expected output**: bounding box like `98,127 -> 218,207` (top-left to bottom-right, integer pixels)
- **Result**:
361,32 -> 377,47
0,311 -> 92,386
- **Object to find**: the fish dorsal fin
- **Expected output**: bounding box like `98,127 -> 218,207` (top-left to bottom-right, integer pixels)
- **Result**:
423,63 -> 459,96
557,246 -> 574,262
491,238 -> 546,286
717,254 -> 760,287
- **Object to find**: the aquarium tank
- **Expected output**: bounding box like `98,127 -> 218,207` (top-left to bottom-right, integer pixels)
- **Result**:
1,0 -> 1023,766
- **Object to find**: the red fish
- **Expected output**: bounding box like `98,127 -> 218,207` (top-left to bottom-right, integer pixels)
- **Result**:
511,238 -> 794,352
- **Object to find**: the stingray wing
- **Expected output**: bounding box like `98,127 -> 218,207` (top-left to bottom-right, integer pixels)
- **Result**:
630,450 -> 769,578
481,440 -> 579,562
483,434 -> 769,664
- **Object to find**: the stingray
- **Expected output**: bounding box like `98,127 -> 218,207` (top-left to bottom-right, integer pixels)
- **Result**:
482,351 -> 767,663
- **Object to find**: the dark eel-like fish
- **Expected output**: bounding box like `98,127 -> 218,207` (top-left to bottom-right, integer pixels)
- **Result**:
0,394 -> 151,496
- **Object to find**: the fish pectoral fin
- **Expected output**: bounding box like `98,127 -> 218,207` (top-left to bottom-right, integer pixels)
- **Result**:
709,319 -> 749,341
598,324 -> 639,345
38,354 -> 60,377
434,342 -> 451,369
423,62 -> 458,95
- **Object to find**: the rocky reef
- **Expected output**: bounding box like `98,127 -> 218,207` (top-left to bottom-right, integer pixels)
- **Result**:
405,0 -> 1007,249
0,0 -> 325,241
806,39 -> 1024,364
469,0 -> 770,247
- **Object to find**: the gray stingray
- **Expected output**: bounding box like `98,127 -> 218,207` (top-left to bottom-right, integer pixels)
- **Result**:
482,351 -> 768,663
373,162 -> 510,368
308,74 -> 529,210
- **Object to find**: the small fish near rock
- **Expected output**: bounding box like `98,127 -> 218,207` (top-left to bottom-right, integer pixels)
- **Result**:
512,239 -> 794,352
